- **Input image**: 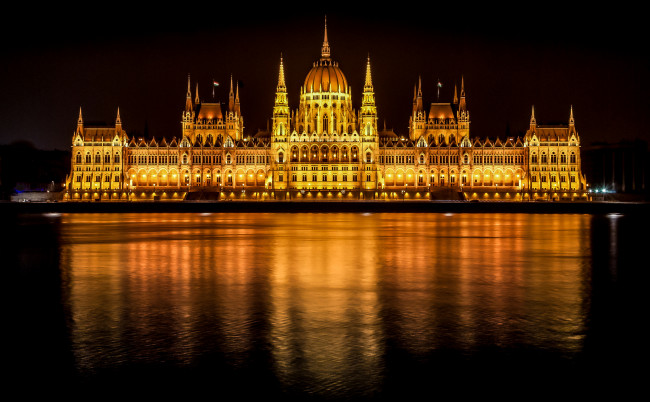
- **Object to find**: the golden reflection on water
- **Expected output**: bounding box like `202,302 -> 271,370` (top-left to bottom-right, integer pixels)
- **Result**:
60,213 -> 591,386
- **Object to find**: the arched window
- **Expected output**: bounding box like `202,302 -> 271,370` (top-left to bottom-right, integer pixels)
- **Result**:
347,124 -> 352,133
95,153 -> 101,163
366,152 -> 372,163
351,147 -> 359,162
531,153 -> 538,164
541,153 -> 547,164
323,115 -> 328,133
570,153 -> 576,164
182,154 -> 188,164
438,134 -> 445,146
551,153 -> 557,164
206,134 -> 214,146
226,154 -> 231,164
76,153 -> 82,163
463,154 -> 469,164
196,134 -> 203,145
114,153 -> 120,163
104,153 -> 110,163
365,124 -> 371,136
560,153 -> 567,163
278,152 -> 284,163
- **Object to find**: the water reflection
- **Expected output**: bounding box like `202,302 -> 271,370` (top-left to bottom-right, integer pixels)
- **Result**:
47,213 -> 613,395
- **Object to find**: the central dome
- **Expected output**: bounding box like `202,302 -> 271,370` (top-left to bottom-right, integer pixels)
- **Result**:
304,59 -> 348,94
303,16 -> 348,94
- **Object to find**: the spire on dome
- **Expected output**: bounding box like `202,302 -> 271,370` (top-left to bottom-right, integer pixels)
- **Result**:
321,16 -> 331,59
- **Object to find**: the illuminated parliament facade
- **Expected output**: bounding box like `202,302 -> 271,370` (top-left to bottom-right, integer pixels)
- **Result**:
65,23 -> 588,202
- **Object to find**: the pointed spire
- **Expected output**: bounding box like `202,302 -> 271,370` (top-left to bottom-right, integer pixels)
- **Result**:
228,74 -> 235,112
460,76 -> 465,97
278,54 -> 286,90
185,74 -> 193,112
414,76 -> 423,112
364,55 -> 373,89
530,105 -> 536,126
453,84 -> 458,104
78,106 -> 83,125
459,76 -> 467,112
236,81 -> 240,103
569,105 -> 575,126
116,107 -> 121,124
195,83 -> 200,104
321,16 -> 331,59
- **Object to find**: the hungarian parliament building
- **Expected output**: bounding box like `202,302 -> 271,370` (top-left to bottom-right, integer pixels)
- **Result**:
65,23 -> 588,202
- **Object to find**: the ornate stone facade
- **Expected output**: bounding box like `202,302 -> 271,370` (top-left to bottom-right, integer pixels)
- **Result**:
65,21 -> 588,202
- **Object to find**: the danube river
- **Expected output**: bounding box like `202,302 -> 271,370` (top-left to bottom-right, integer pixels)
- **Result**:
6,212 -> 645,398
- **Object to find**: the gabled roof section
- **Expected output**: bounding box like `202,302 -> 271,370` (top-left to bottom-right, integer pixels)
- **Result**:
83,127 -> 116,142
536,126 -> 570,142
428,103 -> 456,120
196,103 -> 223,120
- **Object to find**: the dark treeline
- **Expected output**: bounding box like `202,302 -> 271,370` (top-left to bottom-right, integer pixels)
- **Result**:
0,141 -> 70,199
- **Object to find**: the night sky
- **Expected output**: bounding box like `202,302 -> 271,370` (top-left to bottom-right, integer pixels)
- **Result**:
2,4 -> 647,150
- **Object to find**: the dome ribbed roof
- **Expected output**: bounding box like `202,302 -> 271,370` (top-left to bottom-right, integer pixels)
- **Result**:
304,59 -> 348,94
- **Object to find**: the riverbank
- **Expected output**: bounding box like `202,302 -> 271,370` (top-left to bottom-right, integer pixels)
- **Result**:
2,200 -> 650,215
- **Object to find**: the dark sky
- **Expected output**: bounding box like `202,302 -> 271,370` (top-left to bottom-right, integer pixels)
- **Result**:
2,4 -> 648,150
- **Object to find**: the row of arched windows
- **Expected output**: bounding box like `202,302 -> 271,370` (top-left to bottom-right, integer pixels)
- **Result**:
531,152 -> 577,164
76,152 -> 120,164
